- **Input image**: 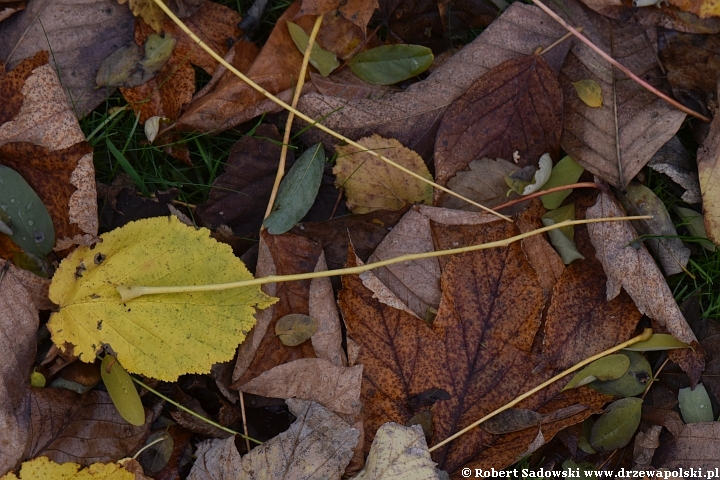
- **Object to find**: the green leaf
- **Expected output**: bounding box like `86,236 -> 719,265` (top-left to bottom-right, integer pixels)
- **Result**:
674,206 -> 716,252
578,418 -> 596,454
275,313 -> 318,346
542,203 -> 575,239
623,333 -> 690,351
101,354 -> 145,426
678,384 -> 714,423
563,354 -> 630,390
590,397 -> 643,452
572,80 -> 603,108
541,217 -> 584,265
0,165 -> 55,256
264,143 -> 325,234
287,21 -> 339,77
106,139 -> 150,197
589,351 -> 651,397
540,155 -> 584,209
349,45 -> 433,85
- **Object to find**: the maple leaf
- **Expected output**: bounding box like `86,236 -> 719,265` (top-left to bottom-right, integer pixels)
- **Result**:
47,216 -> 276,381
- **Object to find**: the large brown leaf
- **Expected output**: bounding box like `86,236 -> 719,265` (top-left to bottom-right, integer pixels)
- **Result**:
0,0 -> 134,117
697,111 -> 720,245
297,0 -> 378,31
298,2 -> 567,160
434,54 -> 563,191
555,0 -> 686,188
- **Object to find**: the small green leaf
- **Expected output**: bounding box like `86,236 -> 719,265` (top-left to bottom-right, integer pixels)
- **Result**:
349,45 -> 433,85
542,203 -> 575,239
540,156 -> 584,209
674,206 -> 716,252
678,384 -> 714,423
541,218 -> 584,265
101,355 -> 146,426
287,21 -> 339,77
578,418 -> 596,454
572,79 -> 603,108
275,313 -> 318,346
264,143 -> 325,234
589,351 -> 651,397
563,354 -> 630,391
30,369 -> 46,388
0,165 -> 55,256
623,334 -> 690,351
590,397 -> 643,452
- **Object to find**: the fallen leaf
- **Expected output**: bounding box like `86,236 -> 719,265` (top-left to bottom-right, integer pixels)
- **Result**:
0,52 -> 98,251
96,34 -> 175,88
0,1 -> 23,23
563,355 -> 631,390
119,0 -> 165,33
309,70 -> 392,101
348,45 -> 434,86
641,406 -> 683,439
620,182 -> 690,275
352,423 -> 437,480
297,0 -> 378,31
590,397 -> 643,452
48,216 -> 276,381
238,358 -> 363,418
298,2 -> 567,161
334,135 -> 433,213
287,21 -> 339,77
586,191 -> 705,383
275,314 -> 318,347
649,137 -> 702,204
309,252 -> 347,366
697,112 -> 720,246
654,423 -> 720,468
572,79 -> 603,107
265,143 -> 325,234
438,157 -> 521,212
101,355 -> 145,427
678,384 -> 714,423
188,400 -> 359,479
434,55 -> 562,194
589,350 -> 651,397
0,0 -> 135,117
540,156 -> 585,210
2,456 -> 135,480
674,206 -> 715,252
632,424 -> 661,468
625,333 -> 690,351
554,0 -> 686,187
195,125 -> 294,236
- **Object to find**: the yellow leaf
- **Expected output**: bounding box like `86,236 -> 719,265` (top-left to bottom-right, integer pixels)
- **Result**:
48,216 -> 276,381
572,79 -> 603,108
117,0 -> 167,33
1,457 -> 134,480
334,135 -> 433,213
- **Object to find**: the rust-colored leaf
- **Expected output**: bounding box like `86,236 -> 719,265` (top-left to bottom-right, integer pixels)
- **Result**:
697,112 -> 720,246
297,0 -> 378,31
434,54 -> 562,195
0,51 -> 47,126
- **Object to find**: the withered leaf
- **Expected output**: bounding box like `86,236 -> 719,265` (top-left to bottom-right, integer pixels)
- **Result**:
308,253 -> 346,366
434,54 -> 562,192
654,423 -> 720,468
297,0 -> 378,31
697,111 -> 720,246
0,0 -> 135,117
439,157 -> 521,212
648,136 -> 701,205
555,0 -> 686,187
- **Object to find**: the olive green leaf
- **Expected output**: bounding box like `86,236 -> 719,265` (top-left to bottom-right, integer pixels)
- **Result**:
590,397 -> 643,452
563,354 -> 630,391
102,355 -> 145,426
589,351 -> 651,397
572,80 -> 603,108
674,206 -> 716,252
678,384 -> 714,423
349,45 -> 433,86
540,156 -> 584,209
623,333 -> 690,351
287,21 -> 339,77
275,314 -> 318,347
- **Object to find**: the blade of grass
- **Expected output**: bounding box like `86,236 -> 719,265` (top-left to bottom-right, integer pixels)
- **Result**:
106,138 -> 151,196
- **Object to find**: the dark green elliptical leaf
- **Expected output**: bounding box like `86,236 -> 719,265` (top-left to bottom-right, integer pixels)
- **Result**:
0,165 -> 55,255
590,397 -> 642,452
349,45 -> 434,86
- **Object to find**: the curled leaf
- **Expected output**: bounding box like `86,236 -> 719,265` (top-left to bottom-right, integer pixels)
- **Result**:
563,354 -> 630,391
275,314 -> 318,347
506,154 -> 553,195
349,45 -> 433,85
287,21 -> 339,77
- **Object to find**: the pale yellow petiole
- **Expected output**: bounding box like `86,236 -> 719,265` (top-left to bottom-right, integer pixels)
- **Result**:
117,215 -> 651,301
149,0 -> 512,222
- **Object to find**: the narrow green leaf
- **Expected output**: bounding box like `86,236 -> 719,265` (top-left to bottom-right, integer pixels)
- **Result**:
623,333 -> 690,351
589,351 -> 651,397
287,21 -> 339,77
0,165 -> 55,255
264,143 -> 325,234
678,384 -> 714,423
349,45 -> 433,85
590,397 -> 643,452
540,155 -> 584,209
106,138 -> 150,196
101,355 -> 146,426
563,354 -> 630,390
275,313 -> 318,346
674,206 -> 716,252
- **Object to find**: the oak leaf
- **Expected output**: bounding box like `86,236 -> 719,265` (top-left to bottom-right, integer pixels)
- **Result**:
48,216 -> 276,381
334,135 -> 433,214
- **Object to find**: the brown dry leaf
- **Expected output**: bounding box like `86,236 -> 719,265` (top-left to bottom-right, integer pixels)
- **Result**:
188,400 -> 359,479
554,0 -> 686,188
176,1 -> 363,132
297,0 -> 378,31
309,253 -> 347,366
195,125 -> 294,237
633,425 -> 662,468
238,358 -> 362,418
586,191 -> 705,383
697,111 -> 720,245
515,201 -> 565,294
0,53 -> 98,251
334,135 -> 433,214
433,54 -> 563,192
310,70 -> 392,101
654,423 -> 720,468
22,389 -> 151,466
439,157 -> 522,212
298,2 -> 567,160
0,260 -> 48,473
0,0 -> 134,117
231,231 -> 322,386
648,136 -> 701,204
0,1 -> 24,23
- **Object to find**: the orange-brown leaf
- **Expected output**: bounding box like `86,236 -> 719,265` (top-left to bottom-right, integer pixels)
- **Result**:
297,0 -> 378,31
